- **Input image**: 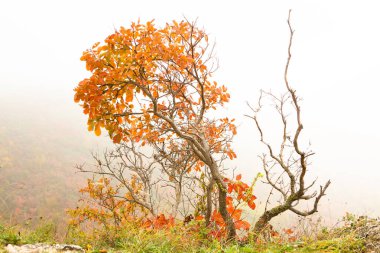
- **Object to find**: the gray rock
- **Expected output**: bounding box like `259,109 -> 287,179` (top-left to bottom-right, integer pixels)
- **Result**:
5,244 -> 84,253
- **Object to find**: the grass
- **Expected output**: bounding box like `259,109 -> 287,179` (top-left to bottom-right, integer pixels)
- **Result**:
0,221 -> 56,246
0,216 -> 369,253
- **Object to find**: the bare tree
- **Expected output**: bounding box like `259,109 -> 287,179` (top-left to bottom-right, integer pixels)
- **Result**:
152,141 -> 197,219
152,140 -> 224,226
76,142 -> 159,216
184,167 -> 215,226
76,140 -> 216,224
246,10 -> 331,235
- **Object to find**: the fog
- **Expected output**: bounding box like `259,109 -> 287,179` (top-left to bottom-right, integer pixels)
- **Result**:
1,0 -> 379,225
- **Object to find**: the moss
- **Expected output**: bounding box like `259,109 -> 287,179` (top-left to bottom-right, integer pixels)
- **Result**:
308,237 -> 365,253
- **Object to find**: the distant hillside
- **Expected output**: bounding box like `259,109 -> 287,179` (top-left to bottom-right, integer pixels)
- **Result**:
0,92 -> 110,225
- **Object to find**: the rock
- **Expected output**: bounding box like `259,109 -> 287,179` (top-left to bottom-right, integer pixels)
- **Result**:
5,244 -> 84,253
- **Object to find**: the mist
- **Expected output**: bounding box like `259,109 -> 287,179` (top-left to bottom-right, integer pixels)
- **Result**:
1,0 -> 379,227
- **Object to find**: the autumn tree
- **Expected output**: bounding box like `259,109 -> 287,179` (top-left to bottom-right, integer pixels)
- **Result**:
74,19 -> 240,239
247,10 -> 331,235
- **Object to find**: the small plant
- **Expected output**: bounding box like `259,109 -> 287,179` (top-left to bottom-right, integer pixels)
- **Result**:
0,224 -> 21,246
23,222 -> 56,244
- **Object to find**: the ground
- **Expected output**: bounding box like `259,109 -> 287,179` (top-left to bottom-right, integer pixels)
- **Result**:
1,215 -> 379,253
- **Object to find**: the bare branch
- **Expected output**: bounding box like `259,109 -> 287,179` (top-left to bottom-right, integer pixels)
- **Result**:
247,10 -> 331,235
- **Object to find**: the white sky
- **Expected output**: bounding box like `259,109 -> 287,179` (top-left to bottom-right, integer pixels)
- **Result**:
1,0 -> 380,223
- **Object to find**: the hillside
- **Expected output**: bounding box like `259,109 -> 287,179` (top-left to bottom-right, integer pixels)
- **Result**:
0,96 -> 109,225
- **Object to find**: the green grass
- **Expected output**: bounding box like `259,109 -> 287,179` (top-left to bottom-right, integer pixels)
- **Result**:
0,219 -> 368,253
63,224 -> 366,253
0,221 -> 56,247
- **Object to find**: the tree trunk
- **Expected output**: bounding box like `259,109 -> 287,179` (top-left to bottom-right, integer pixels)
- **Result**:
172,182 -> 181,219
205,179 -> 214,226
253,204 -> 290,236
253,214 -> 271,235
209,162 -> 236,240
218,183 -> 236,240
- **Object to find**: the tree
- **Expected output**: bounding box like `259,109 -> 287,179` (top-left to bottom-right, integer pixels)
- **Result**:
74,19 -> 239,239
246,10 -> 331,235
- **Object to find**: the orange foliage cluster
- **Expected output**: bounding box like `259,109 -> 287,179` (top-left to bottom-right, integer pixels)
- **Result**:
206,174 -> 256,239
141,214 -> 175,230
67,176 -> 148,228
68,177 -> 193,238
226,174 -> 257,210
74,19 -> 236,160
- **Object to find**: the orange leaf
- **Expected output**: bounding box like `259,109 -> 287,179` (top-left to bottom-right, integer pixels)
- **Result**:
231,209 -> 242,221
211,210 -> 224,226
235,220 -> 250,230
227,184 -> 233,194
227,205 -> 234,214
126,90 -> 133,102
195,215 -> 204,221
226,196 -> 233,206
94,125 -> 101,136
247,196 -> 256,210
112,134 -> 122,143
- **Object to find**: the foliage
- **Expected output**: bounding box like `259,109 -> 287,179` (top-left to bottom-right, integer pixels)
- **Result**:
67,176 -> 148,228
66,218 -> 211,252
207,174 -> 257,240
67,175 -> 151,246
22,222 -> 56,244
0,225 -> 21,246
74,19 -> 235,152
141,214 -> 175,230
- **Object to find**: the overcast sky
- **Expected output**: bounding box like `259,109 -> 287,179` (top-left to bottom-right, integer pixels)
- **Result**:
1,0 -> 380,224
